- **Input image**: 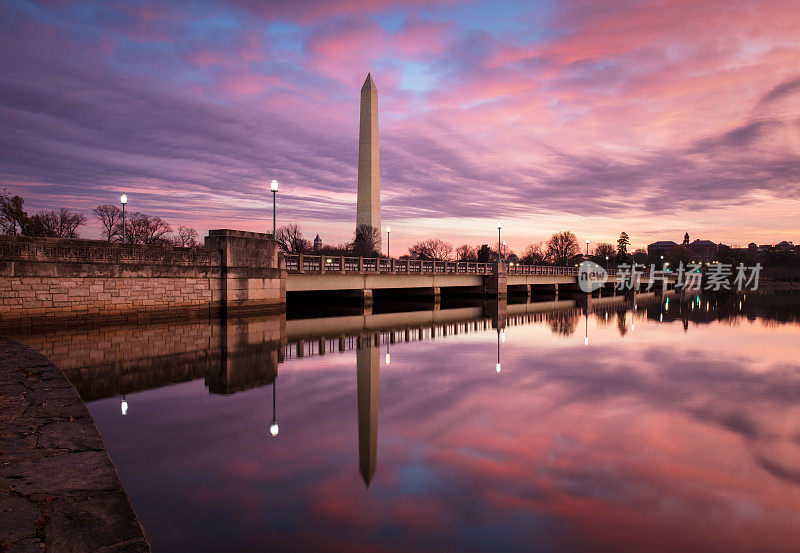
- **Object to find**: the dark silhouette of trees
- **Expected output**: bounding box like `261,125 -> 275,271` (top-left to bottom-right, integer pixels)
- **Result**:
352,224 -> 379,257
409,238 -> 454,260
125,212 -> 172,245
546,231 -> 579,266
476,244 -> 497,263
617,232 -> 630,255
275,223 -> 310,254
594,243 -> 616,261
26,208 -> 87,238
0,190 -> 29,235
92,205 -> 123,241
174,226 -> 199,248
456,244 -> 477,261
521,243 -> 546,265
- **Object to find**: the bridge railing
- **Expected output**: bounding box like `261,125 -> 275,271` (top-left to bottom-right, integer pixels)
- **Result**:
283,254 -> 623,277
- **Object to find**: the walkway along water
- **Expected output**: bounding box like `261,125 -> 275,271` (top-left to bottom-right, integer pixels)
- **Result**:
0,337 -> 150,552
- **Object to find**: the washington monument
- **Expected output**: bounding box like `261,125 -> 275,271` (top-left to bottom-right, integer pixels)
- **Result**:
357,73 -> 381,245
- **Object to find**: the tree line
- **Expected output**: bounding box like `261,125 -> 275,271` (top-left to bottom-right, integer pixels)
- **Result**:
276,224 -> 637,267
0,190 -> 198,247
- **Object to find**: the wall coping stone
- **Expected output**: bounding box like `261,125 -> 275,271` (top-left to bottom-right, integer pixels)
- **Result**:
0,336 -> 150,552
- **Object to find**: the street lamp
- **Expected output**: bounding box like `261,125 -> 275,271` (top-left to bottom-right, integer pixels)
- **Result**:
502,240 -> 506,261
386,226 -> 391,259
586,239 -> 590,259
269,378 -> 279,437
605,255 -> 609,269
497,221 -> 502,263
120,194 -> 127,243
270,178 -> 279,236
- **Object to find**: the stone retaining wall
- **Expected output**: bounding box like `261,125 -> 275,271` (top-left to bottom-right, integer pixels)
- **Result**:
0,336 -> 150,552
0,230 -> 285,325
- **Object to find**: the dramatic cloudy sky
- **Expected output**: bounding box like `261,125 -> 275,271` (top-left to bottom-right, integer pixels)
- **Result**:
1,0 -> 799,252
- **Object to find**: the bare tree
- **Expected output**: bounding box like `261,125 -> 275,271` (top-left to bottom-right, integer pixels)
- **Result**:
352,224 -> 379,257
93,204 -> 123,241
595,243 -> 616,260
455,244 -> 477,261
521,243 -> 546,265
275,223 -> 310,254
175,226 -> 199,248
0,189 -> 28,235
27,208 -> 87,238
125,212 -> 172,245
546,231 -> 579,266
408,238 -> 454,260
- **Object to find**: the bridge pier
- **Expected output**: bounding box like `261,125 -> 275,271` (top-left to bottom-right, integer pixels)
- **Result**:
554,283 -> 559,298
483,263 -> 507,299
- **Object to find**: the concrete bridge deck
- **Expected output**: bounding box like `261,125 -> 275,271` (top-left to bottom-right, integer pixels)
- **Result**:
284,254 -> 673,295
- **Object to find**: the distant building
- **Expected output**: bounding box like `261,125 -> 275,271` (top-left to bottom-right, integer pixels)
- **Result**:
313,234 -> 322,251
774,240 -> 794,252
688,239 -> 718,262
647,240 -> 678,259
683,232 -> 690,246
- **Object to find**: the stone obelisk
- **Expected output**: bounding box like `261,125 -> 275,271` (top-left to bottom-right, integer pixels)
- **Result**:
357,73 -> 381,246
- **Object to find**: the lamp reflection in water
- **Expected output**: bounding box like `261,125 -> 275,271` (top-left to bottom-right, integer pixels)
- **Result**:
269,378 -> 279,437
584,311 -> 589,346
120,395 -> 128,416
496,328 -> 502,373
385,335 -> 390,365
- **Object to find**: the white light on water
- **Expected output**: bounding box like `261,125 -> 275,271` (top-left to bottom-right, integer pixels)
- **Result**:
120,399 -> 128,416
496,363 -> 501,373
269,422 -> 279,437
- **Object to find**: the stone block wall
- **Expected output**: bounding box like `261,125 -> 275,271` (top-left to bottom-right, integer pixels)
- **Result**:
204,229 -> 286,313
0,232 -> 285,325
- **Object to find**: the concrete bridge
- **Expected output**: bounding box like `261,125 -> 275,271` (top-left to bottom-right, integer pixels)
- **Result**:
284,254 -> 676,306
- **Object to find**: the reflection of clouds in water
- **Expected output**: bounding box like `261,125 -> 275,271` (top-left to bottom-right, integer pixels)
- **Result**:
37,294 -> 800,552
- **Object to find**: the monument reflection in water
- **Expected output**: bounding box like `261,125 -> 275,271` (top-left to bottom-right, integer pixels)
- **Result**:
8,292 -> 800,553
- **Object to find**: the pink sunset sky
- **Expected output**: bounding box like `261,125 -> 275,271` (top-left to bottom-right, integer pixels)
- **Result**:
1,0 -> 799,254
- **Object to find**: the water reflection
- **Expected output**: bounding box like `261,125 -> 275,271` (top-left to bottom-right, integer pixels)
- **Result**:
357,341 -> 379,487
5,291 -> 800,552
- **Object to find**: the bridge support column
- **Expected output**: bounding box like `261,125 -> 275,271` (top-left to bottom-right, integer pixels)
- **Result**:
339,335 -> 346,352
483,263 -> 507,299
525,284 -> 532,302
432,287 -> 441,310
296,340 -> 304,358
554,283 -> 559,298
318,338 -> 326,355
361,289 -> 373,314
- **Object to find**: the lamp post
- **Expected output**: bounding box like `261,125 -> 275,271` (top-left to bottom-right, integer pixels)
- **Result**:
586,239 -> 590,259
497,221 -> 502,263
386,226 -> 391,259
270,179 -> 279,236
120,194 -> 127,243
502,240 -> 506,261
269,378 -> 279,437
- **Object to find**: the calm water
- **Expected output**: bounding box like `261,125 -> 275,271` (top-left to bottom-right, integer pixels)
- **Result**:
10,292 -> 800,552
